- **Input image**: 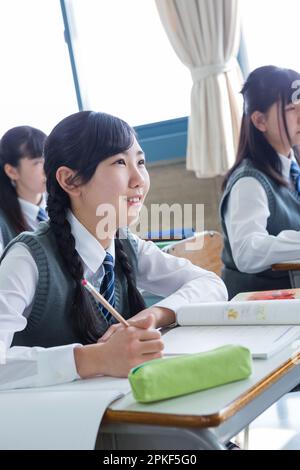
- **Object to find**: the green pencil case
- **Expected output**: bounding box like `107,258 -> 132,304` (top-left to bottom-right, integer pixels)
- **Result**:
128,345 -> 252,403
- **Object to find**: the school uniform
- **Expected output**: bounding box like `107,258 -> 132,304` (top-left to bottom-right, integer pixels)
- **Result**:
0,195 -> 47,255
220,153 -> 300,298
0,211 -> 227,389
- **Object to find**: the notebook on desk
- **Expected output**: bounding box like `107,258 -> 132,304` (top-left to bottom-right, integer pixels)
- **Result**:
163,324 -> 300,359
163,300 -> 300,359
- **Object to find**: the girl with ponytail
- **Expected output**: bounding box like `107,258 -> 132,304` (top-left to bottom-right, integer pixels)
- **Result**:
0,111 -> 226,387
0,126 -> 47,255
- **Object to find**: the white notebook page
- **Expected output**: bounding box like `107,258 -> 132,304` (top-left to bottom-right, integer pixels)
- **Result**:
163,325 -> 300,359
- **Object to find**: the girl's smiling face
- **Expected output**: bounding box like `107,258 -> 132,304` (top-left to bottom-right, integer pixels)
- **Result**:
74,136 -> 150,239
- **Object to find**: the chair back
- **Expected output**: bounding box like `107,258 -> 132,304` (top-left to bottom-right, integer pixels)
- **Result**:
163,231 -> 223,276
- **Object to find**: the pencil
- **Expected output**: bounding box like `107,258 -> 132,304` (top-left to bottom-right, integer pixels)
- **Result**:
81,279 -> 130,327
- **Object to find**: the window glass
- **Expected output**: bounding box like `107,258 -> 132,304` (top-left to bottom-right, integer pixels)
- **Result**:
241,0 -> 300,73
0,0 -> 77,136
69,0 -> 191,125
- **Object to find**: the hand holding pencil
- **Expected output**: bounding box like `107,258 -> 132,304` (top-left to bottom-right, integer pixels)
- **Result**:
77,278 -> 164,377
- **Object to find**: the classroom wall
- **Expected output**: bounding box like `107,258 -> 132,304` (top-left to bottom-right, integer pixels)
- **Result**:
135,118 -> 224,237
141,160 -> 224,235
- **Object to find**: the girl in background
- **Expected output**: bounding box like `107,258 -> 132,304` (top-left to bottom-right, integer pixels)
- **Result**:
0,111 -> 227,389
220,65 -> 300,299
0,126 -> 47,255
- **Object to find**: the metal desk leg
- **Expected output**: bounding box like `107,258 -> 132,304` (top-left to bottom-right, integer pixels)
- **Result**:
97,423 -> 226,450
289,270 -> 300,288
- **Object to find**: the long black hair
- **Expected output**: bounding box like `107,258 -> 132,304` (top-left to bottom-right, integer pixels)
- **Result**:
43,111 -> 146,343
0,126 -> 47,233
223,65 -> 300,190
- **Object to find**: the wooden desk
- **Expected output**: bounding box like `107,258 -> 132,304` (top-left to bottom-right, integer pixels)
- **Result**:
272,261 -> 300,288
97,346 -> 300,450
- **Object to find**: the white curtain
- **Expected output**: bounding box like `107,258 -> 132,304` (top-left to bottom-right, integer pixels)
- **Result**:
155,0 -> 243,177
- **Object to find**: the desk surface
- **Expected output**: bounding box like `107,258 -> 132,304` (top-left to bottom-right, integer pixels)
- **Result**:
103,345 -> 300,429
272,261 -> 300,271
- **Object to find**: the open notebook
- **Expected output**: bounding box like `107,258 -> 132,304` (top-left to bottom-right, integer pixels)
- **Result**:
163,300 -> 300,359
163,325 -> 300,359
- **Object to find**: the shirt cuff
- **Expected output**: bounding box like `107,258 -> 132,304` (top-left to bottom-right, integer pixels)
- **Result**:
37,344 -> 82,387
154,295 -> 188,314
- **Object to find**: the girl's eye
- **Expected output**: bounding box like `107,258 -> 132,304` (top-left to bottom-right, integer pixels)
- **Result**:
286,106 -> 296,112
114,159 -> 126,165
138,159 -> 146,166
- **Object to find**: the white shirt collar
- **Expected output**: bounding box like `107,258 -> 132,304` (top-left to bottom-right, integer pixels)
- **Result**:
18,193 -> 47,224
66,211 -> 115,274
278,151 -> 295,181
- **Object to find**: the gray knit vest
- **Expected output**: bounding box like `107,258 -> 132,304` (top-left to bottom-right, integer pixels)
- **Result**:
0,208 -> 18,248
220,160 -> 300,299
0,222 -> 138,347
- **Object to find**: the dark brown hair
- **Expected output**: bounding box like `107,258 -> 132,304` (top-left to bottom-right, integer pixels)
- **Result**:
223,65 -> 300,190
44,111 -> 146,343
0,126 -> 47,232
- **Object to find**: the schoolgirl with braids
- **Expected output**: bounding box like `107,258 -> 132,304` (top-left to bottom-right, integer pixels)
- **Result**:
0,126 -> 47,255
0,111 -> 227,389
220,65 -> 300,299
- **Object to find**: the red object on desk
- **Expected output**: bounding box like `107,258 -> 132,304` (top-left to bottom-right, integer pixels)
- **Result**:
247,289 -> 296,301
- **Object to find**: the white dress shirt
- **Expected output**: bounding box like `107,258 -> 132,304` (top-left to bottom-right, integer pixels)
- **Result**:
0,195 -> 47,256
224,152 -> 300,274
0,211 -> 227,389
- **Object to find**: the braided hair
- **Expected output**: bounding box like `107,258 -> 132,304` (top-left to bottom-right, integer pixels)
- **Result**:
44,111 -> 146,343
0,126 -> 46,233
115,234 -> 146,316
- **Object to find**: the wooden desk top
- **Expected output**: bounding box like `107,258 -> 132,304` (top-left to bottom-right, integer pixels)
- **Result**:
272,261 -> 300,271
103,347 -> 300,429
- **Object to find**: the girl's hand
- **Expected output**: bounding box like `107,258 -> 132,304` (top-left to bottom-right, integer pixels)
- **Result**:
74,315 -> 164,378
99,312 -> 156,343
99,306 -> 175,343
100,315 -> 164,377
74,314 -> 164,378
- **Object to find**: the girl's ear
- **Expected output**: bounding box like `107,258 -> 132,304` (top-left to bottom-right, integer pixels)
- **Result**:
251,111 -> 267,132
56,166 -> 82,197
3,163 -> 19,182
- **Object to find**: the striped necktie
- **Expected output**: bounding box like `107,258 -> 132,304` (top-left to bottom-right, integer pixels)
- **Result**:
98,252 -> 116,324
36,207 -> 48,222
290,160 -> 300,195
